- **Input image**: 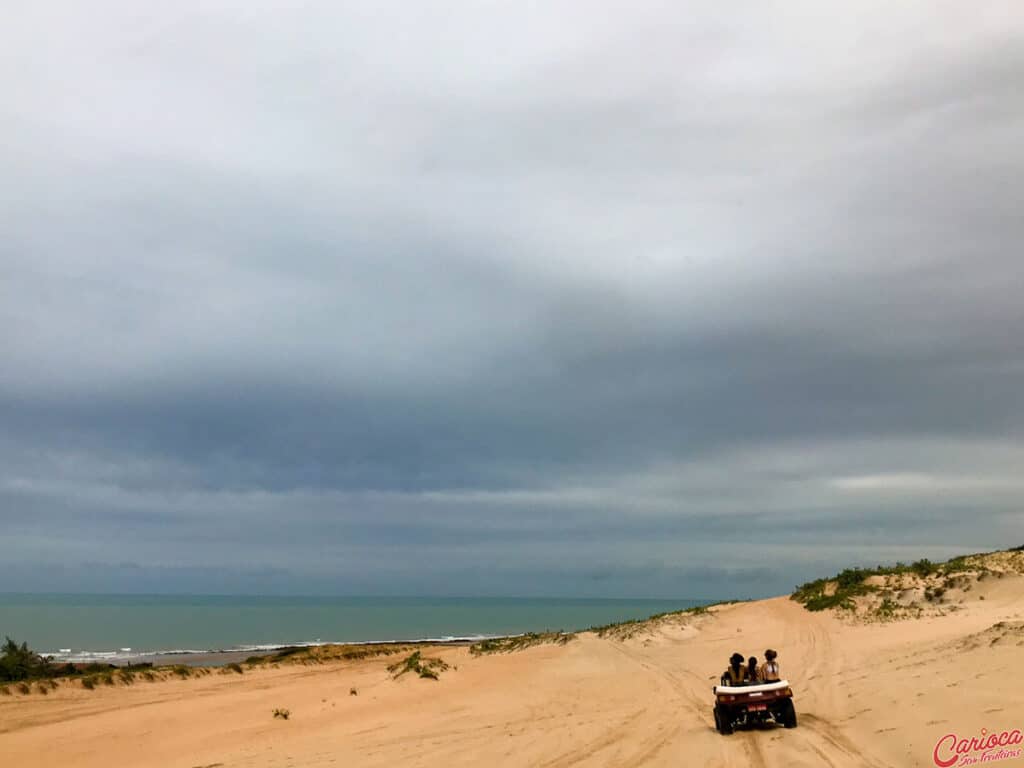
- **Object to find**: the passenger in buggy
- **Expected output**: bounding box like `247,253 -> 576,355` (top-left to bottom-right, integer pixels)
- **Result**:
721,652 -> 749,686
747,656 -> 760,683
759,649 -> 781,682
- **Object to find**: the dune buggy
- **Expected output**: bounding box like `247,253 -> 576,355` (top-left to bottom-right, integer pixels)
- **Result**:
713,679 -> 797,734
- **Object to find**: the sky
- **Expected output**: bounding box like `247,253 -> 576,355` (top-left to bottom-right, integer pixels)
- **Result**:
2,1 -> 1023,599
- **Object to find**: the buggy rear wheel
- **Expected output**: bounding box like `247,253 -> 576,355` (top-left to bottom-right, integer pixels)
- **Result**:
714,704 -> 733,735
778,699 -> 797,728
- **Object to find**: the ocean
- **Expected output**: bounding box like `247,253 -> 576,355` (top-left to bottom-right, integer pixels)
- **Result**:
0,594 -> 708,662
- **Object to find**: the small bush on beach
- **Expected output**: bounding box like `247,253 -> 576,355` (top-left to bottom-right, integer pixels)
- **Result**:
273,708 -> 290,720
1,637 -> 53,682
81,676 -> 96,690
350,687 -> 358,696
16,682 -> 31,695
387,651 -> 449,680
225,663 -> 243,675
172,665 -> 191,679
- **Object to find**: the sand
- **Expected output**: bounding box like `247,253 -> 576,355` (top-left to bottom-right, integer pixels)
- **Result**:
2,573 -> 1023,768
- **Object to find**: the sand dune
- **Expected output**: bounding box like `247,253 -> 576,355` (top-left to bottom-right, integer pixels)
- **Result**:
3,565 -> 1023,767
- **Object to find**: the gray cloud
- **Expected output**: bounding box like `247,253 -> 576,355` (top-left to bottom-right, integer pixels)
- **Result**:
2,1 -> 1022,598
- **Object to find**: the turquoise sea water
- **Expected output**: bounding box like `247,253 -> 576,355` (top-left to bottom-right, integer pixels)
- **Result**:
0,594 -> 707,661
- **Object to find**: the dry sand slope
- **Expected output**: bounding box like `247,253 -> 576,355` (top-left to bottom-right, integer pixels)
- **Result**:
2,573 -> 1023,768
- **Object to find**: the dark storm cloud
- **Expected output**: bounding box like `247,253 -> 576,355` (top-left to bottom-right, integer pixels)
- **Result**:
2,1 -> 1023,596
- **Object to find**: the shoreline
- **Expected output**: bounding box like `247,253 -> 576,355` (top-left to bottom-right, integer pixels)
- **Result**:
46,636 -> 498,668
138,639 -> 480,668
8,594 -> 711,666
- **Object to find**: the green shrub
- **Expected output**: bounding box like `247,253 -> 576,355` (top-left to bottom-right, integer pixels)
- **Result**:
0,637 -> 53,682
226,662 -> 243,674
387,651 -> 449,680
911,559 -> 936,577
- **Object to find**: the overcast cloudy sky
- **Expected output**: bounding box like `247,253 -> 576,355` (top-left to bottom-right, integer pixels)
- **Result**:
2,1 -> 1023,598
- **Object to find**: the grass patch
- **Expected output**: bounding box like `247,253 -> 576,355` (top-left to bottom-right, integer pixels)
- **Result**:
224,662 -> 243,675
270,647 -> 305,661
386,651 -> 450,680
469,632 -> 576,655
588,602 -> 726,639
16,682 -> 31,695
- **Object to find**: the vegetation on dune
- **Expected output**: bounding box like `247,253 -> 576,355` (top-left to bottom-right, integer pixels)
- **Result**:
0,637 -> 57,682
387,650 -> 450,680
245,643 -> 415,669
469,632 -> 576,655
791,547 -> 1024,616
587,601 -> 741,640
590,604 -> 706,636
272,707 -> 291,719
0,635 -> 233,693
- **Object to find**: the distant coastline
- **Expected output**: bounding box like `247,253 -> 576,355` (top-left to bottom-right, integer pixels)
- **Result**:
1,594 -> 711,665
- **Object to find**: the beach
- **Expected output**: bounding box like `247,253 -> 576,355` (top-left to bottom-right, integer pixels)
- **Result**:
2,556 -> 1022,767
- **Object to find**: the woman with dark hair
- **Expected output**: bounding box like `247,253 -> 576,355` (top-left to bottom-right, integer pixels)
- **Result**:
747,656 -> 760,683
721,652 -> 748,686
760,649 -> 781,682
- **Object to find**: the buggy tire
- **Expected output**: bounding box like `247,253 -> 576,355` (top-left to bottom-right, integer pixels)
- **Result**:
778,699 -> 797,729
714,704 -> 733,735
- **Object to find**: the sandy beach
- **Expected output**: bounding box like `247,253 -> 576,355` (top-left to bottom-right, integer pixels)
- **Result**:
2,555 -> 1023,768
